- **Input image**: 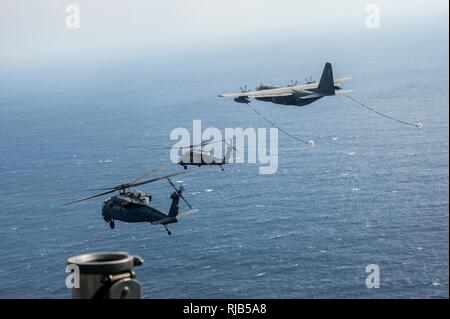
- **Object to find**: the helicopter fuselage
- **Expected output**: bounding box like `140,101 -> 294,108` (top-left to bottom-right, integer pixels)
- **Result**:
64,172 -> 187,235
178,150 -> 225,168
101,192 -> 178,225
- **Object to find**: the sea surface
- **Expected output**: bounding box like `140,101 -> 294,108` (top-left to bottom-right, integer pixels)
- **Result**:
0,25 -> 448,298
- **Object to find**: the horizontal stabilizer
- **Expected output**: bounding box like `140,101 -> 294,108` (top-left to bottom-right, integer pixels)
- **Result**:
299,93 -> 325,99
335,89 -> 355,95
151,217 -> 175,225
176,208 -> 199,218
334,77 -> 352,84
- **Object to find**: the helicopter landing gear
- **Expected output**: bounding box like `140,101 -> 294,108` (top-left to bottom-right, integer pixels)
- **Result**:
184,165 -> 187,170
163,224 -> 172,236
109,220 -> 115,229
219,165 -> 224,171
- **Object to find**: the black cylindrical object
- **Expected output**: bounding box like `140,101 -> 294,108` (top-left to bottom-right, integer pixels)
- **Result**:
67,252 -> 143,299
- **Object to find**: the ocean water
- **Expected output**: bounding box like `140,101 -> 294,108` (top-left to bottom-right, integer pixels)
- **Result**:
0,26 -> 448,298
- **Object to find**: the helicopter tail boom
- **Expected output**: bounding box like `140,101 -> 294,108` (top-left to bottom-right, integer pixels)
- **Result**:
151,217 -> 177,225
168,190 -> 180,218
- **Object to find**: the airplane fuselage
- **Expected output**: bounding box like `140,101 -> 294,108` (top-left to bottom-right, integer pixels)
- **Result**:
255,95 -> 322,106
220,63 -> 352,107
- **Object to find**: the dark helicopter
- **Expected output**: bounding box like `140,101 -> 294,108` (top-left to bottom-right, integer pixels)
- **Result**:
149,137 -> 236,171
178,138 -> 236,171
64,171 -> 197,235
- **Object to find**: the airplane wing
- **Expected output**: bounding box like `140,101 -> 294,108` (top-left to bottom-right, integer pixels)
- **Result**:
219,87 -> 294,98
219,85 -> 318,98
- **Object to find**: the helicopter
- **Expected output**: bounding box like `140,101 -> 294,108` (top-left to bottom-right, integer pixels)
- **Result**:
148,137 -> 236,171
178,138 -> 236,171
64,171 -> 197,235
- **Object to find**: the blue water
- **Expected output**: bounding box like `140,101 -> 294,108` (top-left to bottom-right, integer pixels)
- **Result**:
0,25 -> 448,298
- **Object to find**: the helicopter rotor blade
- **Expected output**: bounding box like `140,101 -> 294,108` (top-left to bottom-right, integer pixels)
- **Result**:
187,137 -> 214,150
104,170 -> 186,192
183,138 -> 228,152
147,137 -> 216,152
129,163 -> 173,185
64,189 -> 117,205
167,178 -> 192,210
53,187 -> 111,196
98,171 -> 187,192
63,172 -> 185,205
131,171 -> 185,188
199,138 -> 227,147
200,137 -> 215,146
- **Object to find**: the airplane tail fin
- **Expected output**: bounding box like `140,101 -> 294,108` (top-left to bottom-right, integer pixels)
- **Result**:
318,63 -> 335,96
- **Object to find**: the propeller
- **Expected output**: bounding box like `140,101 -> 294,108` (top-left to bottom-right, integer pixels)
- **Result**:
167,178 -> 192,210
305,76 -> 314,84
240,85 -> 248,92
64,171 -> 186,205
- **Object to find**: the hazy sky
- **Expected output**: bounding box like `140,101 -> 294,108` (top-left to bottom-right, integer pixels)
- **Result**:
0,0 -> 448,65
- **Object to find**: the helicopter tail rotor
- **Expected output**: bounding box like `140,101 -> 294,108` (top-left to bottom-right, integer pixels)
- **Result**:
225,139 -> 237,151
167,178 -> 192,210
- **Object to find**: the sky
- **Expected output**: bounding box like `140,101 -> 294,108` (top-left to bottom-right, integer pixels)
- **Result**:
0,0 -> 448,67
